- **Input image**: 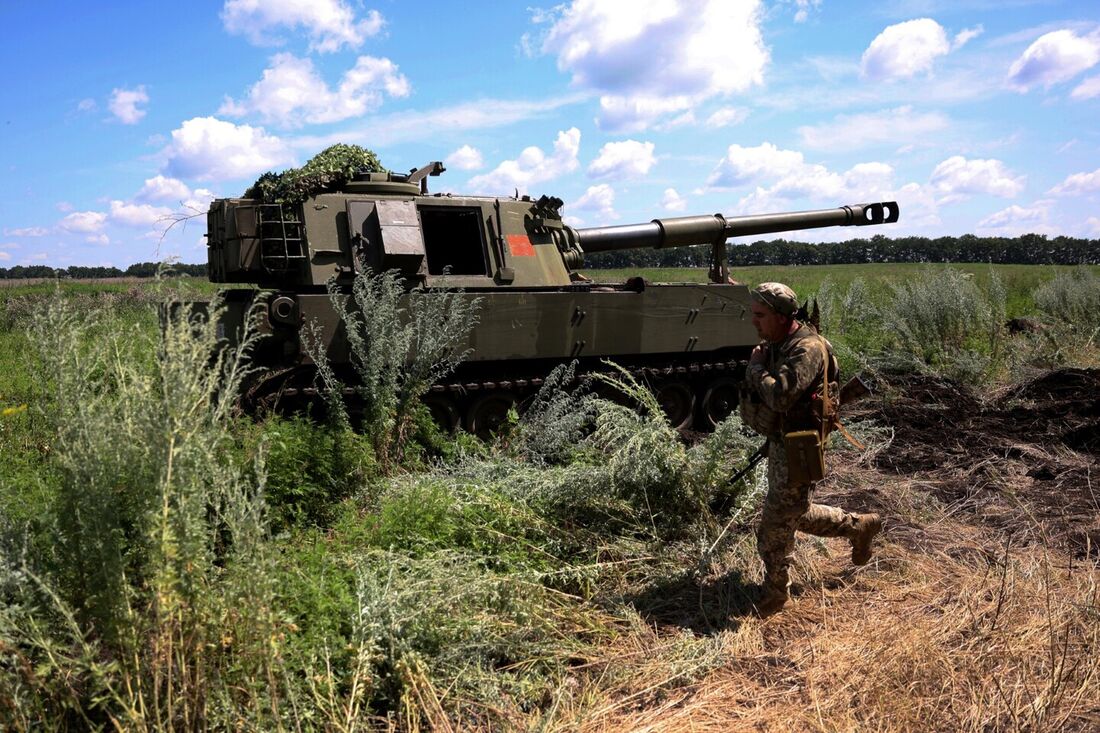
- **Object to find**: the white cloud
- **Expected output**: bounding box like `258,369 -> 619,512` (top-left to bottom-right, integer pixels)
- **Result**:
85,234 -> 111,246
861,19 -> 950,81
595,95 -> 694,134
706,142 -> 806,189
59,211 -> 108,233
1071,75 -> 1100,100
661,188 -> 688,212
1048,168 -> 1100,196
655,111 -> 696,131
953,25 -> 983,51
704,107 -> 748,129
55,202 -> 74,213
137,175 -> 192,202
1007,29 -> 1100,92
930,156 -> 1025,203
293,95 -> 586,150
109,86 -> 149,124
893,182 -> 941,229
976,203 -> 1050,236
705,142 -> 897,216
184,189 -> 217,214
3,227 -> 49,237
791,0 -> 820,24
444,145 -> 484,171
466,128 -> 581,195
77,98 -> 96,112
570,184 -> 617,221
162,117 -> 295,182
732,162 -> 895,214
587,140 -> 656,181
846,162 -> 895,188
0,250 -> 11,262
541,0 -> 768,132
221,0 -> 384,53
109,200 -> 174,228
220,53 -> 409,127
798,106 -> 949,150
1086,217 -> 1100,236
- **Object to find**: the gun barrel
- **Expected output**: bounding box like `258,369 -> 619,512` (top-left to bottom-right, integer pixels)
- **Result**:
574,201 -> 898,254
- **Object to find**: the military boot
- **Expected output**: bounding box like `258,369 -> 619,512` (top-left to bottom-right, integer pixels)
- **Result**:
850,513 -> 882,566
754,584 -> 790,617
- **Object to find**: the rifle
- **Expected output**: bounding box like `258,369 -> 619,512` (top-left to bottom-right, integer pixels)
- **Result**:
729,440 -> 769,487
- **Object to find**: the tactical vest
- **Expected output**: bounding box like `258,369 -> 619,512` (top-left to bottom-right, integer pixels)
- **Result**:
739,323 -> 839,439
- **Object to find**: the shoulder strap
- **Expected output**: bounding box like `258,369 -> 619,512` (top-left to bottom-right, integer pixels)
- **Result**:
817,336 -> 830,439
816,335 -> 866,450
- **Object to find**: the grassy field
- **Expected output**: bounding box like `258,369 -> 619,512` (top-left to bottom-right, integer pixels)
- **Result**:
1,266 -> 1099,730
583,262 -> 1100,318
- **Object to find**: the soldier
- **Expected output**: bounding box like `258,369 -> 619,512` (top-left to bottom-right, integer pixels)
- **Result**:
739,282 -> 882,615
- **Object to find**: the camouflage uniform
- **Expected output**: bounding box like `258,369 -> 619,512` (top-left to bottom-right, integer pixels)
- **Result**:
740,288 -> 864,600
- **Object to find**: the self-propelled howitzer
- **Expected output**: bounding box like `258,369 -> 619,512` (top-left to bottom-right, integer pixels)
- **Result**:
206,163 -> 898,433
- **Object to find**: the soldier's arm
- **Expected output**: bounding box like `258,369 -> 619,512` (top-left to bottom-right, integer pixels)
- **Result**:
746,341 -> 823,413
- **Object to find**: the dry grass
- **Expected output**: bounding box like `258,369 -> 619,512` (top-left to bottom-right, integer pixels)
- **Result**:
352,366 -> 1100,731
544,466 -> 1100,732
389,462 -> 1099,731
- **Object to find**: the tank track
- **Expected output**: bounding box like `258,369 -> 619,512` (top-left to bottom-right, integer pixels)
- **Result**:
246,355 -> 748,436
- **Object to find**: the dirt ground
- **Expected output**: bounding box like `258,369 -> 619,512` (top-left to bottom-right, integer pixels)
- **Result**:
866,368 -> 1100,559
563,368 -> 1100,732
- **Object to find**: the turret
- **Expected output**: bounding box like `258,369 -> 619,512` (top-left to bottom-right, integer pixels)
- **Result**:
206,162 -> 899,290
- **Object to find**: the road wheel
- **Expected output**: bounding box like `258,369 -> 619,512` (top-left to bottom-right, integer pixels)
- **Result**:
701,378 -> 740,429
422,394 -> 460,432
465,392 -> 516,439
655,381 -> 695,430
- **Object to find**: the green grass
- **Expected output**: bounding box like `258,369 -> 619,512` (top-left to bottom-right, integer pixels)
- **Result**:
583,263 -> 1100,318
2,266 -> 1099,729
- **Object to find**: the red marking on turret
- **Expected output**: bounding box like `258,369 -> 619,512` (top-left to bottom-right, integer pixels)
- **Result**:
506,234 -> 535,257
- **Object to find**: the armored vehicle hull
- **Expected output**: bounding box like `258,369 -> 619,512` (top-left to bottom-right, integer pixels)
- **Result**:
207,164 -> 898,432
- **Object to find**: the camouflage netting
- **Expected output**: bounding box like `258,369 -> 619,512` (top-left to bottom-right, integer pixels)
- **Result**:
244,144 -> 387,204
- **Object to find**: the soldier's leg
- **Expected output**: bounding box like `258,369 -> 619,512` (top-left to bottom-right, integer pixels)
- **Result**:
756,440 -> 811,598
798,488 -> 883,566
797,499 -> 860,538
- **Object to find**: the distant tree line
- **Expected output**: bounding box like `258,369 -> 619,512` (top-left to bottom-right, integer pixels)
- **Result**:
0,262 -> 207,280
585,233 -> 1100,268
3,232 -> 1098,279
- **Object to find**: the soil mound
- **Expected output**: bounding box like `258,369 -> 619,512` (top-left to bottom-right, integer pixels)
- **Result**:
866,368 -> 1100,558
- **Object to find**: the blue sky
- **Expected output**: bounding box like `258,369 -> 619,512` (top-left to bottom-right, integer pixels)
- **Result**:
2,0 -> 1099,268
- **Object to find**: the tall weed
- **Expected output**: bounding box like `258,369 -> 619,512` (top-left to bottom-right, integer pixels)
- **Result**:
817,268 -> 1014,381
307,267 -> 481,470
515,361 -> 600,466
1033,267 -> 1100,357
0,294 -> 292,729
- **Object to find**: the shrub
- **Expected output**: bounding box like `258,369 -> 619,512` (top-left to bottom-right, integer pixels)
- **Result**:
818,276 -> 877,337
1033,267 -> 1100,349
874,267 -> 1006,382
246,415 -> 377,530
0,293 -> 294,729
244,143 -> 386,204
306,266 -> 482,471
515,361 -> 600,466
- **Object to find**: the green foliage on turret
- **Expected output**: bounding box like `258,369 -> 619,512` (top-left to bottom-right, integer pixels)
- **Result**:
244,144 -> 387,204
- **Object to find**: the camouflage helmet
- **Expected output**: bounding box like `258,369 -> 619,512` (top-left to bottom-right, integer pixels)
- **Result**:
750,282 -> 798,316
